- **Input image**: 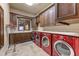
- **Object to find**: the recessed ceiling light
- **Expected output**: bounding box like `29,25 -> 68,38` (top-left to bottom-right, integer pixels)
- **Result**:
25,3 -> 33,6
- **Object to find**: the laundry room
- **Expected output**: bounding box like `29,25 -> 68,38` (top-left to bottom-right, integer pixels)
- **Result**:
0,0 -> 79,58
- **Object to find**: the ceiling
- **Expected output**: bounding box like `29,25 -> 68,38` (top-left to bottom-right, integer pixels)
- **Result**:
9,3 -> 52,16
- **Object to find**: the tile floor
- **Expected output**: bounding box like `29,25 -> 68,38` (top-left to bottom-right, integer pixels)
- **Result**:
5,41 -> 49,56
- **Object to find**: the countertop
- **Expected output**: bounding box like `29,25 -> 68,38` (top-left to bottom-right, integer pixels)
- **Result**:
9,30 -> 79,37
33,30 -> 79,37
9,31 -> 32,34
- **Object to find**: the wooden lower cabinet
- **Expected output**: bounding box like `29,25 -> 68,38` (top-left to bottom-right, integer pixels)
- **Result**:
9,32 -> 32,44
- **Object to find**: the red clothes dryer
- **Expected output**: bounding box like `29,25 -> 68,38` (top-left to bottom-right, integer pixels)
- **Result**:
32,31 -> 36,44
52,34 -> 79,56
35,32 -> 42,48
63,35 -> 79,56
41,32 -> 52,55
52,34 -> 62,56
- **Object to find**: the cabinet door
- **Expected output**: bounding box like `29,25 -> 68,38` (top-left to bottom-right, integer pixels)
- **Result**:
44,10 -> 49,26
48,5 -> 56,26
40,13 -> 45,27
10,13 -> 17,26
39,4 -> 57,27
9,33 -> 32,44
40,10 -> 49,27
57,3 -> 76,19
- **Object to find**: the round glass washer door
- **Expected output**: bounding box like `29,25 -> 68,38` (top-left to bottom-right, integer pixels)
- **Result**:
36,34 -> 40,41
42,36 -> 50,47
54,40 -> 74,56
32,33 -> 35,41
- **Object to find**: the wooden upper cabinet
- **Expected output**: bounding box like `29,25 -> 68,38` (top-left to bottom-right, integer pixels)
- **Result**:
48,4 -> 56,26
57,3 -> 76,19
38,4 -> 56,27
44,10 -> 49,26
39,10 -> 49,27
40,13 -> 45,27
36,3 -> 79,26
10,13 -> 17,26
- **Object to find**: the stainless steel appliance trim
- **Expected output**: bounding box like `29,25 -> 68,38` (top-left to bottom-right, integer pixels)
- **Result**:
42,36 -> 50,47
54,40 -> 74,56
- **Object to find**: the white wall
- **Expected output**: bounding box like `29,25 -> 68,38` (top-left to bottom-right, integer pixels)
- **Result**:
0,3 -> 10,55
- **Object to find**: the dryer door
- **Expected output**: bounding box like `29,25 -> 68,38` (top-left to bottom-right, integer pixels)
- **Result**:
36,33 -> 40,44
42,36 -> 50,47
32,32 -> 35,41
54,40 -> 74,56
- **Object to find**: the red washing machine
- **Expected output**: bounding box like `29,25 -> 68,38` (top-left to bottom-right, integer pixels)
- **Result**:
32,31 -> 36,44
52,34 -> 62,56
52,34 -> 79,56
41,32 -> 52,55
63,35 -> 79,56
35,32 -> 42,48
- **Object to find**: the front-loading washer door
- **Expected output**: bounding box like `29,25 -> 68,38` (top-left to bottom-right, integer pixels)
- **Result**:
32,33 -> 35,41
42,36 -> 50,47
54,40 -> 74,56
36,34 -> 40,43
